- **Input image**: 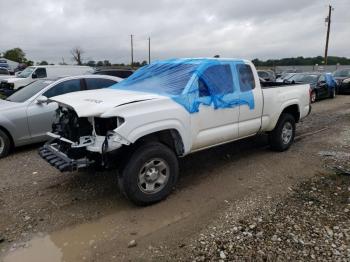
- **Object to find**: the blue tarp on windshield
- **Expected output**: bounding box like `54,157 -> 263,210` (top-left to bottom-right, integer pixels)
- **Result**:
110,58 -> 255,113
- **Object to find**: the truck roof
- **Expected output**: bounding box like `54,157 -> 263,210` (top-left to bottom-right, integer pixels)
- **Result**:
154,58 -> 249,64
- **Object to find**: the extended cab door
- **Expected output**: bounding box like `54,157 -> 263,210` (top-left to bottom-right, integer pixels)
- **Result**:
237,63 -> 263,137
191,63 -> 239,150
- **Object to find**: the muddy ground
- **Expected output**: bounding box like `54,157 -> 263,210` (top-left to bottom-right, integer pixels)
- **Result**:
0,95 -> 349,261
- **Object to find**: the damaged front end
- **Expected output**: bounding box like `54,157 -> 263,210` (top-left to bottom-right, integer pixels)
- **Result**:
39,105 -> 127,172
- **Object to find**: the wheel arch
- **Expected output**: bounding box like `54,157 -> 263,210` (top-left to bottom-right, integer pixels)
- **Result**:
132,129 -> 185,156
0,125 -> 14,149
281,104 -> 300,123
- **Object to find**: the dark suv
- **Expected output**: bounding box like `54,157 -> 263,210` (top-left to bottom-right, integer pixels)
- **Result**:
333,68 -> 350,94
93,68 -> 134,79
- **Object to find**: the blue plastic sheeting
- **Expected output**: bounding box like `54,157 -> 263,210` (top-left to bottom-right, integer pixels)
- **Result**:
110,58 -> 255,113
325,73 -> 337,89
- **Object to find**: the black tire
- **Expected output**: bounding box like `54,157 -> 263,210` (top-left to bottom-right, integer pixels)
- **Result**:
329,88 -> 336,99
269,113 -> 296,152
0,129 -> 11,158
118,142 -> 179,206
310,90 -> 316,103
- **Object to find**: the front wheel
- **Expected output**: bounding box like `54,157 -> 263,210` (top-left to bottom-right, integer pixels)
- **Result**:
118,142 -> 179,206
329,88 -> 336,99
0,129 -> 11,158
269,113 -> 296,152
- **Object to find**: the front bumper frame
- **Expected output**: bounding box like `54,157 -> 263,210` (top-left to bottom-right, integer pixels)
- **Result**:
39,143 -> 94,172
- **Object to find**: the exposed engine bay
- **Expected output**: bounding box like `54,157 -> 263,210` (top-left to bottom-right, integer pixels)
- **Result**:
39,105 -> 127,171
52,106 -> 93,143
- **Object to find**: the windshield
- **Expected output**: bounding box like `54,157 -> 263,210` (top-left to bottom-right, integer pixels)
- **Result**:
290,74 -> 318,83
299,74 -> 319,83
6,80 -> 53,102
17,67 -> 35,78
333,69 -> 350,78
111,62 -> 198,95
282,73 -> 294,80
288,74 -> 304,82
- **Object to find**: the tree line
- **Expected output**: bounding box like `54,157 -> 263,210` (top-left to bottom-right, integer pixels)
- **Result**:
252,56 -> 350,67
1,47 -> 148,68
2,47 -> 350,68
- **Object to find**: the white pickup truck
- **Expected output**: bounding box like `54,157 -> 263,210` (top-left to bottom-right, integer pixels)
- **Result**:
39,58 -> 311,205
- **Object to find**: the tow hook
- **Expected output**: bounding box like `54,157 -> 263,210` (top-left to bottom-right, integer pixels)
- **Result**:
101,131 -> 114,166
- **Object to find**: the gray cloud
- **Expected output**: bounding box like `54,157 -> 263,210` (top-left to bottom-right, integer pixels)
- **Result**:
0,0 -> 349,64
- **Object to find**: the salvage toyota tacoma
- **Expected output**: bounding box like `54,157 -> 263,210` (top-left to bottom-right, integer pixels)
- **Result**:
39,58 -> 311,205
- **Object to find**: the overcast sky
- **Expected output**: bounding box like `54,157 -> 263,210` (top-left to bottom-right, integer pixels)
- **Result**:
0,0 -> 349,64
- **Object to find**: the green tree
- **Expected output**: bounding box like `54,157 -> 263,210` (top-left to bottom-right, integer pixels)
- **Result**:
103,60 -> 111,66
39,60 -> 48,65
96,61 -> 103,67
86,60 -> 96,67
4,48 -> 26,63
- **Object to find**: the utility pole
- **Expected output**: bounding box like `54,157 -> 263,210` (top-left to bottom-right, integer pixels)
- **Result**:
148,37 -> 151,64
130,34 -> 134,68
324,5 -> 333,65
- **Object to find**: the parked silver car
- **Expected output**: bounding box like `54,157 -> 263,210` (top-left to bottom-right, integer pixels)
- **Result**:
0,75 -> 121,157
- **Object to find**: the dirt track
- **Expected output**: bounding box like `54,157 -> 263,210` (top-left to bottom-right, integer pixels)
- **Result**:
0,95 -> 349,261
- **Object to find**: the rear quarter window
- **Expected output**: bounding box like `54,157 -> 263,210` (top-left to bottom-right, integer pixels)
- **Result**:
237,64 -> 255,92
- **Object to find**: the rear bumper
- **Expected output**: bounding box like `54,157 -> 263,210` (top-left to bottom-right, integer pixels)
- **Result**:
39,143 -> 94,172
307,104 -> 312,116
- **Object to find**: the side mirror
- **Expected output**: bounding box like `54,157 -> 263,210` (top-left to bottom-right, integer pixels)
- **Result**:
36,95 -> 48,104
32,73 -> 38,79
318,80 -> 326,86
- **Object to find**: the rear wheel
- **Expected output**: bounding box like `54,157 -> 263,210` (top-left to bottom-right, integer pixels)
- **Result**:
310,90 -> 316,103
118,142 -> 179,206
269,113 -> 296,152
0,129 -> 11,158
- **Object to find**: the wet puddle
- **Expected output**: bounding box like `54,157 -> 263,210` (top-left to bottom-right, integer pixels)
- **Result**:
3,235 -> 62,262
2,210 -> 191,262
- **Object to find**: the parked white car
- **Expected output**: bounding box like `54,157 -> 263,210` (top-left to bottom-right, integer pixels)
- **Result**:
39,58 -> 311,205
0,65 -> 92,91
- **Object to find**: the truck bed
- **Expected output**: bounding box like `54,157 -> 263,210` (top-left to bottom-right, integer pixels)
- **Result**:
260,81 -> 298,89
261,83 -> 311,132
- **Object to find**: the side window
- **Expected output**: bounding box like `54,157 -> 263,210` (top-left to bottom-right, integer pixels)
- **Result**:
85,78 -> 117,90
198,64 -> 234,97
198,78 -> 210,97
237,64 -> 255,92
43,79 -> 81,98
35,68 -> 47,78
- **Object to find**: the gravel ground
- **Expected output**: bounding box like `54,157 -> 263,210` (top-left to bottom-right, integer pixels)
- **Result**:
185,174 -> 350,261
